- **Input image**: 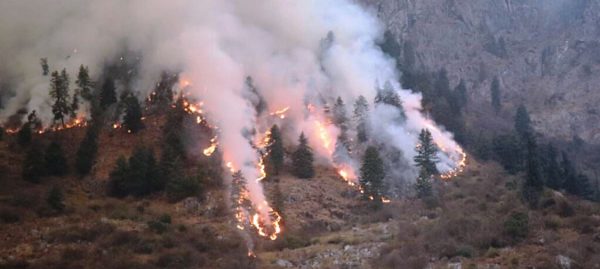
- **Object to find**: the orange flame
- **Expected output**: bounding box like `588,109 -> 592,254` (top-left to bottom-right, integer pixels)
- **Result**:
203,136 -> 218,156
269,107 -> 290,119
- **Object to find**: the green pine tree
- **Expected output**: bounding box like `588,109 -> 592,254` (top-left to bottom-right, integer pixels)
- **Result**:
522,132 -> 543,208
414,129 -> 440,175
50,69 -> 71,126
17,122 -> 32,147
75,125 -> 99,175
165,160 -> 202,202
266,125 -> 285,175
100,77 -> 117,109
123,94 -> 144,133
353,95 -> 369,143
45,142 -> 68,176
360,146 -> 385,202
292,133 -> 315,179
514,104 -> 531,138
454,79 -> 468,110
375,81 -> 406,121
40,58 -> 49,76
415,167 -> 433,198
22,144 -> 45,183
491,76 -> 502,112
46,186 -> 65,212
76,65 -> 94,101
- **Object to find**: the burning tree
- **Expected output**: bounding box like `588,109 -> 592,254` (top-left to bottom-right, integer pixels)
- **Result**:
359,146 -> 385,202
292,132 -> 314,179
414,129 -> 439,175
148,71 -> 178,109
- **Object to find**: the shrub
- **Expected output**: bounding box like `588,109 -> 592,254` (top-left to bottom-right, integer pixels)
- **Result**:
159,214 -> 172,224
504,212 -> 529,241
148,220 -> 168,234
0,207 -> 21,223
46,186 -> 65,212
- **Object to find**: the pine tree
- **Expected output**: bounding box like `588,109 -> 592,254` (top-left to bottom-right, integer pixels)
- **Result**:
522,132 -> 543,208
560,152 -> 592,198
22,144 -> 45,183
415,167 -> 433,198
17,122 -> 32,147
434,68 -> 451,98
541,144 -> 562,190
353,95 -> 369,143
107,156 -> 129,197
292,133 -> 315,179
150,71 -> 177,109
76,65 -> 93,101
266,125 -> 284,175
75,125 -> 99,175
491,76 -> 502,112
40,58 -> 49,76
514,104 -> 531,138
100,77 -> 117,109
360,146 -> 385,201
108,147 -> 163,197
454,79 -> 468,109
46,186 -> 65,212
123,94 -> 144,133
414,129 -> 440,175
271,183 -> 285,216
45,142 -> 68,176
375,81 -> 406,121
492,134 -> 524,174
332,97 -> 348,129
165,160 -> 202,202
246,76 -> 267,115
50,69 -> 71,126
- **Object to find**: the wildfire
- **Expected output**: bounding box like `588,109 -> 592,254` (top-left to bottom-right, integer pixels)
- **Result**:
269,107 -> 290,119
203,136 -> 218,156
440,147 -> 467,180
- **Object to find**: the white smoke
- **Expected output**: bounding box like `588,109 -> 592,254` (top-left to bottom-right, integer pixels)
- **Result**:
0,0 -> 464,216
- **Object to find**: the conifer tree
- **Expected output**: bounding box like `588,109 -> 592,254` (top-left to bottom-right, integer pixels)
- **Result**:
76,65 -> 93,101
100,77 -> 117,109
434,68 -> 451,98
45,142 -> 68,176
415,167 -> 433,198
108,147 -> 163,197
50,69 -> 71,126
150,71 -> 177,109
107,156 -> 129,197
266,124 -> 284,175
514,104 -> 531,138
123,94 -> 144,133
541,144 -> 562,190
414,129 -> 440,175
165,160 -> 202,202
271,183 -> 285,216
375,81 -> 406,121
353,95 -> 369,143
522,132 -> 543,208
46,186 -> 65,212
492,134 -> 524,174
75,125 -> 99,175
491,76 -> 502,112
292,133 -> 314,179
454,79 -> 468,109
17,121 -> 32,147
22,145 -> 45,183
40,58 -> 49,76
360,146 -> 385,201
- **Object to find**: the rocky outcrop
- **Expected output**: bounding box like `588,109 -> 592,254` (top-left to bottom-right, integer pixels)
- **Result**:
360,0 -> 600,144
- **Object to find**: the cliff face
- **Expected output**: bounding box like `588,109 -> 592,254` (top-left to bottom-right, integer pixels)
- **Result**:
361,0 -> 600,143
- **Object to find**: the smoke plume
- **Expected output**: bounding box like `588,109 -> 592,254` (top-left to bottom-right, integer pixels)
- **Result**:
0,0 -> 464,233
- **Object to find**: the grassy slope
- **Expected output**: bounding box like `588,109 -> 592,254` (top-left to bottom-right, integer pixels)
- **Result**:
1,120 -> 599,269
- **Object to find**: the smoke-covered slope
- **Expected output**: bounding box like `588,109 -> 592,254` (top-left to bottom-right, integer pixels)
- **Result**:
360,0 -> 600,144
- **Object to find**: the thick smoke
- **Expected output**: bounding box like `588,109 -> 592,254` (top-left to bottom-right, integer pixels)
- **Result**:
0,0 -> 464,220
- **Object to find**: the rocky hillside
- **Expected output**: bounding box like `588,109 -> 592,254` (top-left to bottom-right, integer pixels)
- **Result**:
360,0 -> 600,144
